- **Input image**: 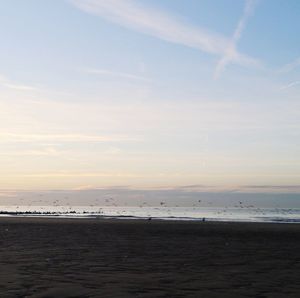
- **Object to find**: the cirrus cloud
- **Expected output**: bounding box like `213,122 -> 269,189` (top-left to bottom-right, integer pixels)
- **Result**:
69,0 -> 259,72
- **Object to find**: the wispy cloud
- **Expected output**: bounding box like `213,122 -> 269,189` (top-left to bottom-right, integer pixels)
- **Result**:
0,132 -> 138,143
70,0 -> 258,69
0,147 -> 64,157
279,57 -> 300,73
10,172 -> 141,178
280,80 -> 300,90
214,0 -> 258,78
0,191 -> 18,197
83,68 -> 151,82
238,184 -> 300,193
0,74 -> 38,91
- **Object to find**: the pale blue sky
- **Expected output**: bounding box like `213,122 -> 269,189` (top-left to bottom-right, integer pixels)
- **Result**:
0,0 -> 299,193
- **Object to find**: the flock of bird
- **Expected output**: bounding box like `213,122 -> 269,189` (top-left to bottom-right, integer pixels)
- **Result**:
0,195 -> 298,221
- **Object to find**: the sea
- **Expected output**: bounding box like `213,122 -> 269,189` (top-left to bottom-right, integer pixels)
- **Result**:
0,205 -> 300,223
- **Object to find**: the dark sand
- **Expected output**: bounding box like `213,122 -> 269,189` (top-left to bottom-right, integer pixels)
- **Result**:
0,217 -> 299,297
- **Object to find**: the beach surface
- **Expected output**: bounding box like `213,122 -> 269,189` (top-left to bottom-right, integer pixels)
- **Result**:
0,217 -> 299,297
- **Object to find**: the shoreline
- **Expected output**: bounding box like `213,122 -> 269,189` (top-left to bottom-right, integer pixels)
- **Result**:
0,213 -> 299,224
1,206 -> 299,225
2,215 -> 300,228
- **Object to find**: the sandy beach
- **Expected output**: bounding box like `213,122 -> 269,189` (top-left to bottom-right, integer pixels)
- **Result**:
0,217 -> 299,297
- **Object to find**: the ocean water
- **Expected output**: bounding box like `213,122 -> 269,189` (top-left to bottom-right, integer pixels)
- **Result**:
0,205 -> 300,223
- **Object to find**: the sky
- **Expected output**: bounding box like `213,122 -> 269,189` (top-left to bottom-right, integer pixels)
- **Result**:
0,0 -> 300,203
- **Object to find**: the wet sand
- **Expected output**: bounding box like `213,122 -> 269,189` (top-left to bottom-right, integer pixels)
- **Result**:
0,217 -> 299,297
